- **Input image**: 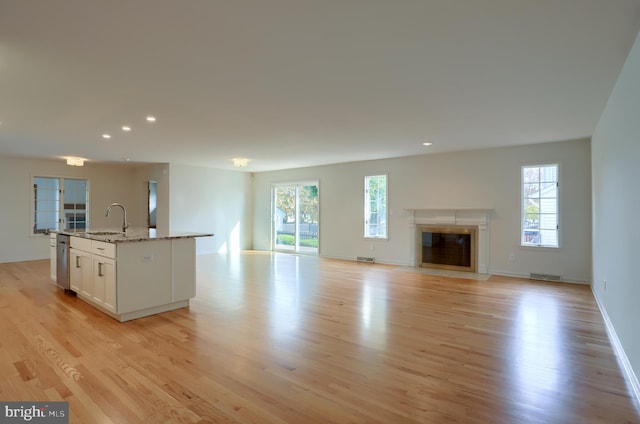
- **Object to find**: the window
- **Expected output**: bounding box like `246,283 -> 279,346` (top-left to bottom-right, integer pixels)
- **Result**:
32,177 -> 89,234
273,182 -> 319,254
521,164 -> 558,247
364,175 -> 387,238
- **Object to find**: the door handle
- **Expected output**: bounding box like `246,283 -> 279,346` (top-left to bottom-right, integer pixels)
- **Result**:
98,262 -> 104,277
75,256 -> 80,268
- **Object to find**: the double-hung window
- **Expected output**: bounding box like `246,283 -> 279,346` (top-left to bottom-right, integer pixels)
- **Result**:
32,177 -> 89,234
364,175 -> 387,238
521,164 -> 558,247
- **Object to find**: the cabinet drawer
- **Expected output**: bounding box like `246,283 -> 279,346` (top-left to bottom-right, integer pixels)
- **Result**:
70,236 -> 92,251
92,241 -> 116,258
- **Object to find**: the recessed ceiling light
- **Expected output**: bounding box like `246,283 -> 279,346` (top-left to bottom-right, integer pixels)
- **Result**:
66,157 -> 85,166
146,116 -> 156,122
422,142 -> 433,146
122,126 -> 131,131
102,134 -> 111,139
232,158 -> 248,168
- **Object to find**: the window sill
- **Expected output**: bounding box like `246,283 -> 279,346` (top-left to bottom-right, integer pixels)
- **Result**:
520,244 -> 560,250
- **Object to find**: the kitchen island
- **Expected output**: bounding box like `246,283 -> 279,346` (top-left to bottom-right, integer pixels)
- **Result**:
53,229 -> 213,322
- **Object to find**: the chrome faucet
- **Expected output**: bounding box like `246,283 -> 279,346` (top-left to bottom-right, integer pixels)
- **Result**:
106,203 -> 129,233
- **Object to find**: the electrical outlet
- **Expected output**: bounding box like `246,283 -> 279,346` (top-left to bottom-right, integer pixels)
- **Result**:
509,253 -> 516,262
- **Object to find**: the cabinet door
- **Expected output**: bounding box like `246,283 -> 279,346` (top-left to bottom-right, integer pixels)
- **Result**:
70,249 -> 92,294
93,257 -> 116,313
103,259 -> 116,313
69,250 -> 81,292
79,252 -> 93,298
50,235 -> 57,282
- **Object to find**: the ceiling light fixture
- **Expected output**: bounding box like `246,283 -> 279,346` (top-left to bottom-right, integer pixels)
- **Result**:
122,126 -> 131,131
422,142 -> 433,146
102,134 -> 111,139
66,157 -> 85,167
232,158 -> 248,168
146,116 -> 156,122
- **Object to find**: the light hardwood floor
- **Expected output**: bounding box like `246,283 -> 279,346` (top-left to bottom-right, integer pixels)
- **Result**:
1,252 -> 639,423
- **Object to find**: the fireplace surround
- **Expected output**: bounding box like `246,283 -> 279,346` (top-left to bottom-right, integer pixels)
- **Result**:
406,209 -> 491,273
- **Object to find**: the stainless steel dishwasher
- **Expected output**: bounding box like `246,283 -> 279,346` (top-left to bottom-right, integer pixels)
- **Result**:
56,234 -> 70,290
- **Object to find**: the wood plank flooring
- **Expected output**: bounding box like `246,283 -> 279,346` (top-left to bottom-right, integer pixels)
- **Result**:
1,252 -> 639,423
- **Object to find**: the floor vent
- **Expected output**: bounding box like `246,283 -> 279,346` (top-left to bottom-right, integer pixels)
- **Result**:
356,256 -> 375,263
529,273 -> 561,282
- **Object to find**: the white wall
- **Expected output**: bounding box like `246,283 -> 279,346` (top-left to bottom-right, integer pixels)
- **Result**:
133,163 -> 171,233
168,164 -> 253,254
592,30 -> 640,388
0,158 -> 254,262
0,156 -> 140,263
253,139 -> 591,282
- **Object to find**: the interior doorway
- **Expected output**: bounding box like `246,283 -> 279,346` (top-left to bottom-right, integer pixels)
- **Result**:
273,182 -> 319,254
148,181 -> 157,229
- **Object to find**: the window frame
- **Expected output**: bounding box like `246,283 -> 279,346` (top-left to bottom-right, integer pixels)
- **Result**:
31,175 -> 90,236
271,180 -> 320,254
364,174 -> 388,239
520,163 -> 559,248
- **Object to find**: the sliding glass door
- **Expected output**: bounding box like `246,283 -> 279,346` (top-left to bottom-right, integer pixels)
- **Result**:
273,182 -> 319,254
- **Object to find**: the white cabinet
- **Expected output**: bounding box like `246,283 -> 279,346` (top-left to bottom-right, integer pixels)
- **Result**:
61,235 -> 198,322
93,256 -> 116,313
171,238 -> 196,301
70,237 -> 117,314
69,248 -> 92,295
50,234 -> 57,282
91,240 -> 116,258
116,241 -> 171,314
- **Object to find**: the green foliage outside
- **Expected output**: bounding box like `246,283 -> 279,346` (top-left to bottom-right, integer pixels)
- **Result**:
275,185 -> 319,224
300,239 -> 318,248
524,204 -> 539,221
276,234 -> 318,248
277,234 -> 295,245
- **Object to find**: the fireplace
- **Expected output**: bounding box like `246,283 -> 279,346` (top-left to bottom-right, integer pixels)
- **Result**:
406,209 -> 490,273
419,226 -> 477,272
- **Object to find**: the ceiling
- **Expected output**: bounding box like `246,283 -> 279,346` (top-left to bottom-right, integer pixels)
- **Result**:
1,1 -> 639,172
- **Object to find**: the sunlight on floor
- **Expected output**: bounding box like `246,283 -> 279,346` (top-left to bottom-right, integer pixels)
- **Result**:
510,292 -> 563,409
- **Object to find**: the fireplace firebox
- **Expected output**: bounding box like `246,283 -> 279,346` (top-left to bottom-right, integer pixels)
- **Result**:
418,226 -> 477,272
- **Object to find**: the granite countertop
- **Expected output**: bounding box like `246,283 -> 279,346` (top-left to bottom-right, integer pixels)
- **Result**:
54,228 -> 214,243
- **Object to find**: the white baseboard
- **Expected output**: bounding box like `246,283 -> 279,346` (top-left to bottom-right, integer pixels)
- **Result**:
489,269 -> 589,284
320,254 -> 406,266
591,286 -> 640,405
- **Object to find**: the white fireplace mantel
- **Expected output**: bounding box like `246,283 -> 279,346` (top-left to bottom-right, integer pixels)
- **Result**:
406,209 -> 492,273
